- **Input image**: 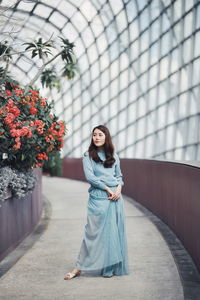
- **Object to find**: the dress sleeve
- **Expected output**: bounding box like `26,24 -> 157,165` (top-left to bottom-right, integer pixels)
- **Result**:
115,153 -> 124,186
82,153 -> 106,190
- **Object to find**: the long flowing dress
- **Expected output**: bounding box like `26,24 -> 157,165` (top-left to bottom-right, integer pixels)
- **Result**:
75,150 -> 129,276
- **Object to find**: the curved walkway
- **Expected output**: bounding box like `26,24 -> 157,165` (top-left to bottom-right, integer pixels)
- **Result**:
0,176 -> 184,300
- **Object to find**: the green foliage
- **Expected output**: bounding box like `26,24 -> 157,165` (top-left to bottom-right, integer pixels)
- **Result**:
42,151 -> 62,176
62,63 -> 77,79
60,37 -> 77,79
0,67 -> 4,77
23,37 -> 54,59
60,37 -> 76,64
41,68 -> 60,91
1,36 -> 78,91
0,40 -> 12,61
23,36 -> 78,89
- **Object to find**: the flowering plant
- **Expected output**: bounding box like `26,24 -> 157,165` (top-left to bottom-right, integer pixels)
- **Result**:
0,81 -> 66,171
0,166 -> 36,200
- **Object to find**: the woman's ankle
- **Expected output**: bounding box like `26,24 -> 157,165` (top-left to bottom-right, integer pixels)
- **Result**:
73,268 -> 80,273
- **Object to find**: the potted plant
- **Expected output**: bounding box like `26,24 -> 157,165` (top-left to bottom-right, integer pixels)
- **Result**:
0,80 -> 66,200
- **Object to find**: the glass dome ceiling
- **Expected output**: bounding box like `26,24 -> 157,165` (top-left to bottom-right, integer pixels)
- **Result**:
1,0 -> 200,160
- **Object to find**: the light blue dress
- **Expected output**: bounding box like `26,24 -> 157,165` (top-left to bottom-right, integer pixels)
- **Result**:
75,150 -> 129,276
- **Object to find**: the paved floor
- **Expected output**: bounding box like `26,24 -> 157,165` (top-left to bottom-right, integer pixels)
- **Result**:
0,176 -> 184,300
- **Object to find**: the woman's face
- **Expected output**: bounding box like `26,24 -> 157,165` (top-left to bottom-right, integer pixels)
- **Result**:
92,128 -> 106,148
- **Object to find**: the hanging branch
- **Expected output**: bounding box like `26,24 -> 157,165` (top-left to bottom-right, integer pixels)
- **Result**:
25,50 -> 62,90
24,36 -> 77,90
0,0 -> 77,92
0,40 -> 12,80
0,34 -> 77,92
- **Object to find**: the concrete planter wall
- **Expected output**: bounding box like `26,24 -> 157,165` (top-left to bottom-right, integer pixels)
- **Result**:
0,168 -> 43,262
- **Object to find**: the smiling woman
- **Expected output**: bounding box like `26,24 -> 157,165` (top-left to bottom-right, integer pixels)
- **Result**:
93,128 -> 106,151
64,125 -> 129,279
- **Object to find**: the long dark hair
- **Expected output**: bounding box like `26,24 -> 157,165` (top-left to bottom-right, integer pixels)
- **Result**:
88,125 -> 115,168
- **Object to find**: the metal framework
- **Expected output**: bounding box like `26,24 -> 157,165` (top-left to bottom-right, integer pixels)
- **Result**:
1,0 -> 200,160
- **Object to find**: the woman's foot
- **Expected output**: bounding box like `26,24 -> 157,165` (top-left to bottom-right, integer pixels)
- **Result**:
64,269 -> 81,280
103,274 -> 114,278
101,265 -> 114,277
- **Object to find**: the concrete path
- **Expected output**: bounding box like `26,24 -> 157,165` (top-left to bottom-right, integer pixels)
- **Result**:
0,176 -> 184,300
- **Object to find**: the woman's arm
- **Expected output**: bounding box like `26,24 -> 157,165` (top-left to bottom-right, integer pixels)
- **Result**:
115,153 -> 124,186
82,153 -> 106,190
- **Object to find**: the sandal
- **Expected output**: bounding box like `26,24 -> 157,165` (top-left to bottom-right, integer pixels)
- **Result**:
103,274 -> 114,278
64,270 -> 81,280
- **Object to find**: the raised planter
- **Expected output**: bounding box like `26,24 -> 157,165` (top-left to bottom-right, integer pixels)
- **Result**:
0,168 -> 42,262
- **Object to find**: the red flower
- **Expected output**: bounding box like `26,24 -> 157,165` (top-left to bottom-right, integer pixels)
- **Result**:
10,106 -> 20,117
37,152 -> 48,160
8,99 -> 14,106
13,143 -> 21,150
36,127 -> 44,134
4,113 -> 15,126
29,89 -> 39,96
40,98 -> 47,107
45,135 -> 55,142
29,107 -> 38,115
10,126 -> 32,138
35,120 -> 43,126
6,90 -> 12,96
13,137 -> 21,150
10,129 -> 21,137
36,163 -> 42,167
20,126 -> 31,137
14,89 -> 24,96
29,121 -> 35,126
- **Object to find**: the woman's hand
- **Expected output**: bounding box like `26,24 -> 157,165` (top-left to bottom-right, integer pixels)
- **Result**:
114,185 -> 122,199
105,187 -> 115,200
104,186 -> 121,200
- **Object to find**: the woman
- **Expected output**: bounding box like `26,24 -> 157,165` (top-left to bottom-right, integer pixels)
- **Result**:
64,125 -> 129,279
